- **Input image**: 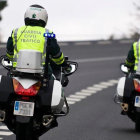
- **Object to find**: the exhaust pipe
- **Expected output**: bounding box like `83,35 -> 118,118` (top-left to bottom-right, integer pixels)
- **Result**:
121,103 -> 128,112
0,110 -> 5,122
42,115 -> 54,126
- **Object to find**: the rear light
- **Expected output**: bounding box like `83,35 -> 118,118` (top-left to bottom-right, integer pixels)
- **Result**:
134,80 -> 140,92
13,79 -> 41,96
22,96 -> 30,100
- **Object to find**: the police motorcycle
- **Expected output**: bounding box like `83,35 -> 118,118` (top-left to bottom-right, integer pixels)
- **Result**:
114,61 -> 140,132
0,33 -> 78,140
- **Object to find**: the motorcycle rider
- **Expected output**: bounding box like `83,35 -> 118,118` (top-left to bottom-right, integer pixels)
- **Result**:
6,4 -> 70,128
125,41 -> 139,72
6,4 -> 70,79
119,40 -> 140,115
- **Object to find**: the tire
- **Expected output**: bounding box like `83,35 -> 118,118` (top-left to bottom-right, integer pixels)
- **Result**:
16,122 -> 39,140
16,122 -> 26,140
135,113 -> 140,132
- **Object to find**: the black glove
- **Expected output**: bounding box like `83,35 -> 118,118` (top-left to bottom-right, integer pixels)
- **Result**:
125,64 -> 134,73
62,60 -> 71,73
65,65 -> 72,73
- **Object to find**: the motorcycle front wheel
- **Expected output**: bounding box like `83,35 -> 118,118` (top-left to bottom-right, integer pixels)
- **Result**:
16,121 -> 39,140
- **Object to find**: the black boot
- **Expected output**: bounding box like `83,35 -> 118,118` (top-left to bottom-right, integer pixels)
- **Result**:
121,110 -> 127,115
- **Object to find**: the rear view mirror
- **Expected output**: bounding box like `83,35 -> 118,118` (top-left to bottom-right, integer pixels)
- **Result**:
64,61 -> 78,76
0,56 -> 12,70
1,59 -> 12,67
120,63 -> 128,74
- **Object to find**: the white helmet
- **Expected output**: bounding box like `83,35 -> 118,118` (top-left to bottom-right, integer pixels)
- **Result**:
24,4 -> 48,27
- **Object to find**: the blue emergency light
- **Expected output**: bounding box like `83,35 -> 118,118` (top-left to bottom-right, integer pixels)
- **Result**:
44,33 -> 56,39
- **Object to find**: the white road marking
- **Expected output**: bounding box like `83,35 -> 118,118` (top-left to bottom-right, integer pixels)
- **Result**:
0,131 -> 13,136
0,126 -> 8,130
66,98 -> 81,102
69,95 -> 87,99
0,39 -> 134,48
81,89 -> 97,93
73,56 -> 126,63
0,138 -> 2,139
87,87 -> 102,91
67,101 -> 76,105
75,92 -> 93,96
0,45 -> 5,48
100,82 -> 115,86
108,80 -> 119,84
66,79 -> 118,107
74,42 -> 92,45
97,41 -> 112,44
93,84 -> 108,88
119,40 -> 134,44
58,43 -> 68,46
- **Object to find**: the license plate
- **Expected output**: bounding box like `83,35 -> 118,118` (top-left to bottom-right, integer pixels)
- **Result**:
135,96 -> 140,107
14,101 -> 35,116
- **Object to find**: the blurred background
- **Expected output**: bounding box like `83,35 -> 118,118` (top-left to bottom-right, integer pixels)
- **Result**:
0,0 -> 140,42
1,1 -> 140,140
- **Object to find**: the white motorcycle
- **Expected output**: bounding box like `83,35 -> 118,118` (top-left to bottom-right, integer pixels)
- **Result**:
115,62 -> 140,132
0,33 -> 78,140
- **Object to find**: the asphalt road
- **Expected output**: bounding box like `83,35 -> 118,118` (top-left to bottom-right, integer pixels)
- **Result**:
0,40 -> 139,140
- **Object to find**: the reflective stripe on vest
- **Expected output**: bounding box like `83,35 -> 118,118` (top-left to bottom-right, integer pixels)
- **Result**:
134,41 -> 140,70
42,29 -> 49,64
51,53 -> 65,65
12,28 -> 19,64
14,28 -> 19,53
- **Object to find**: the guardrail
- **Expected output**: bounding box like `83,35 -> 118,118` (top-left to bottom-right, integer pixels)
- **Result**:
0,39 -> 135,47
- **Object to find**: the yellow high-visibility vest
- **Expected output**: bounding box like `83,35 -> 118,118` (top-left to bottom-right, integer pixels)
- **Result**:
133,41 -> 140,70
12,25 -> 52,67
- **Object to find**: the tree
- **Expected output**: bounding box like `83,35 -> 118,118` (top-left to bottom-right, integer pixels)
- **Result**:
108,34 -> 115,41
130,1 -> 140,40
0,0 -> 7,42
0,0 -> 7,21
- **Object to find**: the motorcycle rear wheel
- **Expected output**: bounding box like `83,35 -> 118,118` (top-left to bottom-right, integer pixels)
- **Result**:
135,113 -> 140,132
16,122 -> 39,140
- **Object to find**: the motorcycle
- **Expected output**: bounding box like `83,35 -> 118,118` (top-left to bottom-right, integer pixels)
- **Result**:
0,33 -> 78,140
114,62 -> 140,132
